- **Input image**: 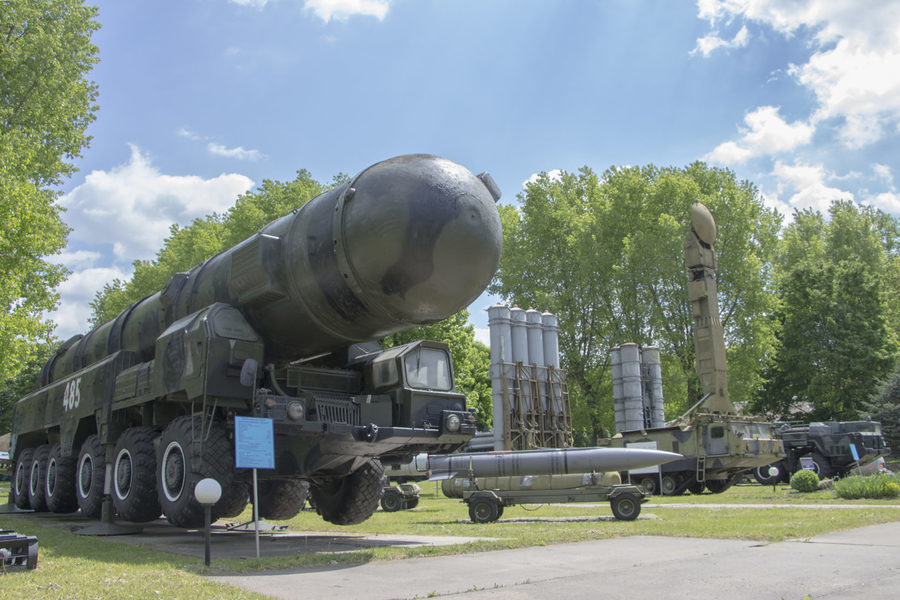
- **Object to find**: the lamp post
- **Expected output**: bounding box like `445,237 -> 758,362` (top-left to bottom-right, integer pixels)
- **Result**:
194,478 -> 222,567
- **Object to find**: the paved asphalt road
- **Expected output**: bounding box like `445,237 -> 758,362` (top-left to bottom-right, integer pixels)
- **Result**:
210,520 -> 900,599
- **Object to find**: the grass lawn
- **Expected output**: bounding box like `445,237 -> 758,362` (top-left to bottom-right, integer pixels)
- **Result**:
1,480 -> 898,599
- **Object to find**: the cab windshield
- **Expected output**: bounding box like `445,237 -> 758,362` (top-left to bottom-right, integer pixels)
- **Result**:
404,347 -> 452,391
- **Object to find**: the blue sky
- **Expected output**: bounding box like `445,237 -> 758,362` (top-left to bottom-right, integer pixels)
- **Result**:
52,0 -> 900,344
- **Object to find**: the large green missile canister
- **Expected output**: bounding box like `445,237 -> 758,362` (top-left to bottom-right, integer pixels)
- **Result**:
12,154 -> 501,531
40,154 -> 502,384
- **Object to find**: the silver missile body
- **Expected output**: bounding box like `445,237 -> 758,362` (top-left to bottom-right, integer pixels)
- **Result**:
422,446 -> 682,480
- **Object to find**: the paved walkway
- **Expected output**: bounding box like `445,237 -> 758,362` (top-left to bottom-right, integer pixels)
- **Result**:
210,521 -> 900,599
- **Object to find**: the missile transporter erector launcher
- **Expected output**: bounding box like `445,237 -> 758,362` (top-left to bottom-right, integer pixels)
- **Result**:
611,204 -> 783,495
10,154 -> 502,528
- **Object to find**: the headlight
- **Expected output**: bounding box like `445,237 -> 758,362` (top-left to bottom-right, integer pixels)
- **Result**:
445,413 -> 461,432
287,400 -> 304,420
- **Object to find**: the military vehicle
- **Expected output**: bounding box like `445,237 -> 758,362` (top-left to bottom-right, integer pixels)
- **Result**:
753,420 -> 891,483
380,482 -> 421,512
423,446 -> 680,522
610,204 -> 783,495
9,154 -> 502,529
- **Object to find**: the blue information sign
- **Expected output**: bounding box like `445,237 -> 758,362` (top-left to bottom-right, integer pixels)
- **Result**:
850,443 -> 860,462
234,416 -> 275,469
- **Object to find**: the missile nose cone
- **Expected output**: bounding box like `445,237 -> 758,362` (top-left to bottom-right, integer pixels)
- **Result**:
341,155 -> 503,323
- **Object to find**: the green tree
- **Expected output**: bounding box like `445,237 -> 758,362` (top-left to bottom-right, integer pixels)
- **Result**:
861,363 -> 900,453
0,341 -> 55,434
760,202 -> 899,419
492,163 -> 781,439
0,0 -> 100,382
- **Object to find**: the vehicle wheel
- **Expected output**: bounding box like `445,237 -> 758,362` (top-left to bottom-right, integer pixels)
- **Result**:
496,504 -> 504,519
113,427 -> 162,522
77,434 -> 106,518
45,443 -> 79,513
687,481 -> 706,495
406,496 -> 420,510
13,448 -> 35,510
28,444 -> 51,511
258,480 -> 309,520
309,459 -> 384,525
637,477 -> 658,495
216,482 -> 250,519
754,464 -> 776,485
660,474 -> 678,496
468,497 -> 500,523
610,492 -> 641,521
810,452 -> 833,480
158,416 -> 234,529
380,489 -> 404,512
705,479 -> 730,494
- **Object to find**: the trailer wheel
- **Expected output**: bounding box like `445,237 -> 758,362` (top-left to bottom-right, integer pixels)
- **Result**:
637,477 -> 657,495
45,443 -> 78,513
660,474 -> 678,496
687,480 -> 706,495
380,488 -> 404,512
468,497 -> 499,523
216,482 -> 250,519
77,435 -> 106,518
257,480 -> 309,520
113,427 -> 162,522
406,496 -> 420,510
610,492 -> 641,521
157,416 -> 234,528
810,452 -> 832,480
309,459 -> 384,525
13,448 -> 35,510
28,445 -> 51,511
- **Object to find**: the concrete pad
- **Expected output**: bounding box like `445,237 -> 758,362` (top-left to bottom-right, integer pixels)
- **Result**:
209,521 -> 900,599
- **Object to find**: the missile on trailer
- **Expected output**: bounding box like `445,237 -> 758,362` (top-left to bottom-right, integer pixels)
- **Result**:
419,446 -> 682,480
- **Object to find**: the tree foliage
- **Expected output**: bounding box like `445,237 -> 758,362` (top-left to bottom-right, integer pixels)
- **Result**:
491,163 -> 781,439
759,202 -> 900,419
0,0 -> 99,382
0,342 -> 55,434
861,363 -> 900,453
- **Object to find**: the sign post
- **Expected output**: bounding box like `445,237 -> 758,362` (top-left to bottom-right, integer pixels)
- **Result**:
234,416 -> 275,559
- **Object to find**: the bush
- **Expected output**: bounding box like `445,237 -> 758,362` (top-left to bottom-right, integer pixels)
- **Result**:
790,469 -> 820,492
834,474 -> 900,500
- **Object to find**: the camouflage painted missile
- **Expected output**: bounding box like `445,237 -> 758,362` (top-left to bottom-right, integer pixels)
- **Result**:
421,446 -> 682,480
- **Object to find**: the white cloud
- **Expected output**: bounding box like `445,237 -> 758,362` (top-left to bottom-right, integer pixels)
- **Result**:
706,106 -> 814,164
522,169 -> 563,189
699,0 -> 900,150
229,0 -> 270,7
207,142 -> 264,161
60,144 -> 254,263
868,191 -> 900,213
771,160 -> 854,213
304,0 -> 390,22
48,266 -> 131,339
473,327 -> 490,347
872,163 -> 894,186
691,25 -> 750,57
50,250 -> 101,270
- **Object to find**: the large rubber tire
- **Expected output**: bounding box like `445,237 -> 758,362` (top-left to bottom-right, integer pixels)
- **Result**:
753,464 -> 778,485
660,474 -> 678,496
610,492 -> 641,521
309,459 -> 384,525
637,477 -> 658,495
157,416 -> 234,529
45,443 -> 79,513
257,480 -> 309,520
380,488 -> 404,512
76,435 -> 106,518
216,481 -> 250,519
468,497 -> 500,523
28,444 -> 51,511
705,479 -> 731,494
810,452 -> 833,480
13,448 -> 35,510
113,427 -> 162,522
406,496 -> 420,510
687,480 -> 706,495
